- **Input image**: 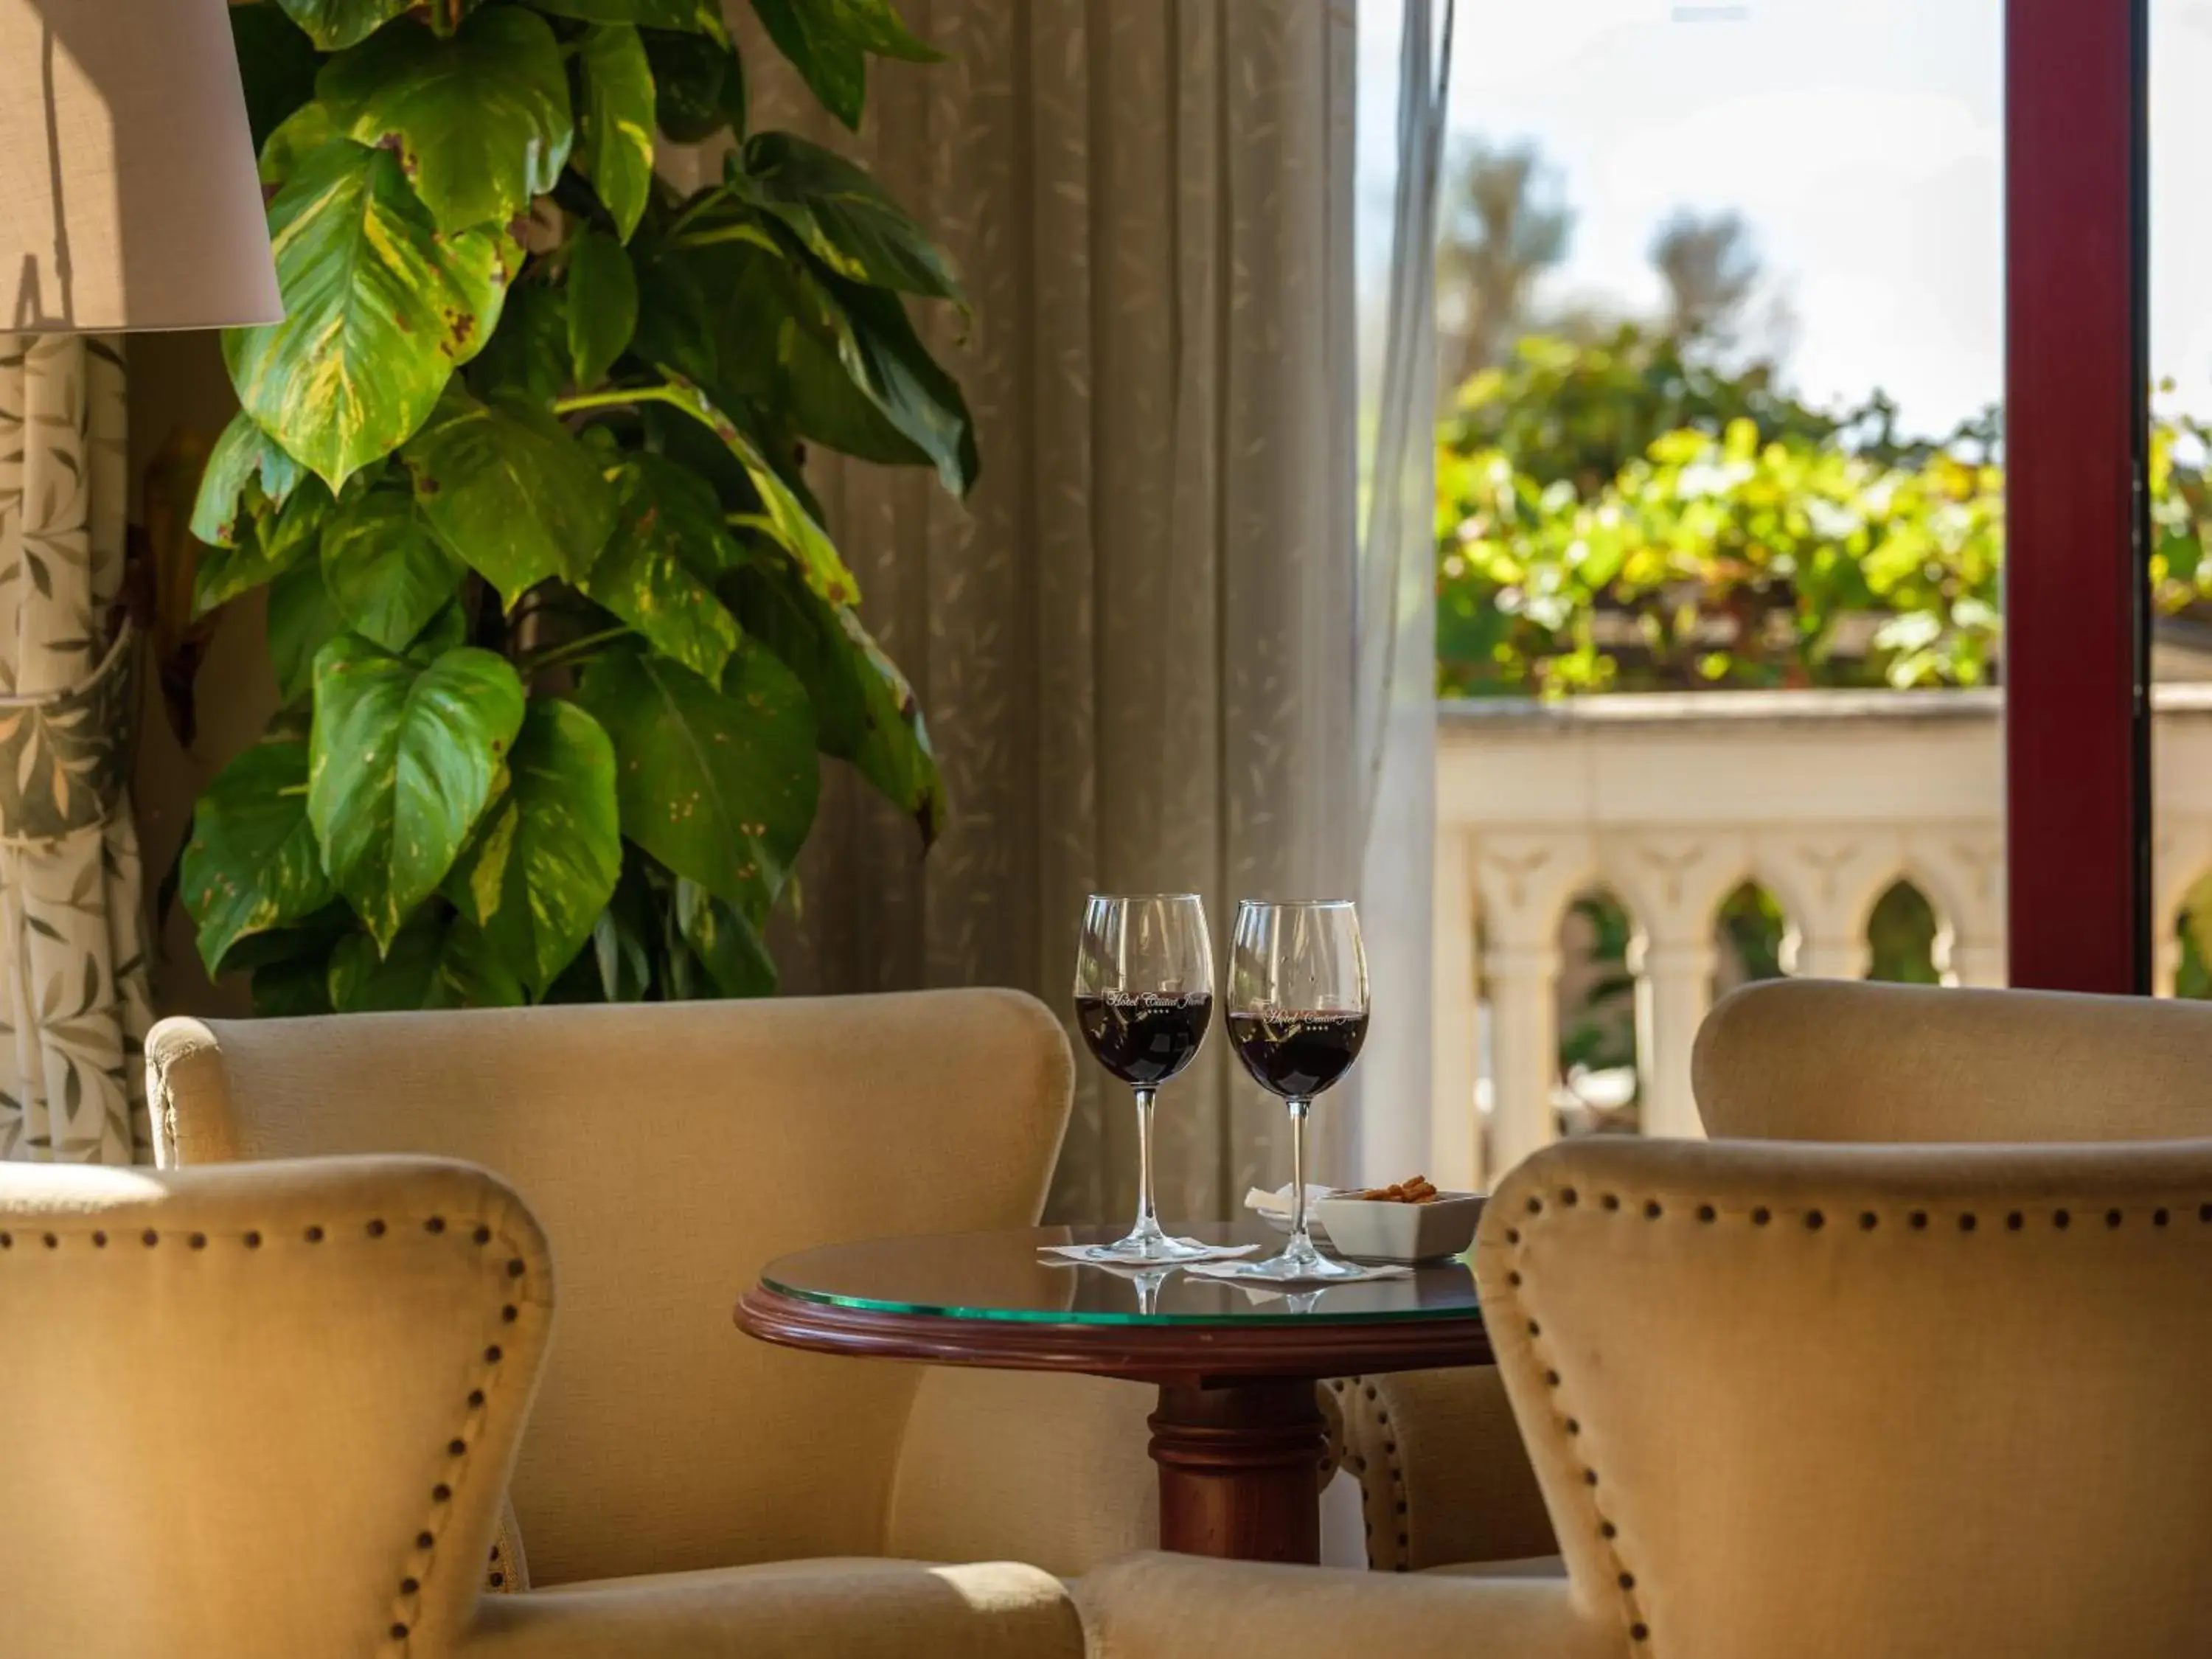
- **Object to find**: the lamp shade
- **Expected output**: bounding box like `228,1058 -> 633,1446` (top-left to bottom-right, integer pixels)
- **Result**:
0,0 -> 281,333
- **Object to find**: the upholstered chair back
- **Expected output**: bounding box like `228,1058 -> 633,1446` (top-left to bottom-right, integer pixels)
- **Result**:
0,1158 -> 547,1659
1479,1134 -> 2212,1659
1694,978 -> 2212,1142
148,990 -> 1072,1588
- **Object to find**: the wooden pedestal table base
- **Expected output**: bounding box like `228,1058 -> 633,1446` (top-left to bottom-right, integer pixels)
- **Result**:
735,1223 -> 1491,1565
1150,1379 -> 1329,1562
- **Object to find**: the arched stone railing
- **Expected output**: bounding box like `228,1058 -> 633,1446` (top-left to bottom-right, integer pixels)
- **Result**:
1433,684 -> 2212,1188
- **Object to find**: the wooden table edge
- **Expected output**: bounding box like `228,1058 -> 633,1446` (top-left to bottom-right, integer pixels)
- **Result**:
734,1283 -> 1495,1388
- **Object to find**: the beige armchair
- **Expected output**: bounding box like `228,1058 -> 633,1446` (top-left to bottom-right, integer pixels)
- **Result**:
1691,976 -> 2212,1141
146,990 -> 1158,1589
1338,978 -> 2212,1572
1,1155 -> 1080,1659
1090,1131 -> 2212,1658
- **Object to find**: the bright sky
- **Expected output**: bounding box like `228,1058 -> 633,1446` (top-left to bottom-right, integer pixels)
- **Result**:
1351,0 -> 2212,438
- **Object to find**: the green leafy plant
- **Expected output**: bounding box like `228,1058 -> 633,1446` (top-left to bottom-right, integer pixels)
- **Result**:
183,0 -> 969,1014
1439,331 -> 2212,698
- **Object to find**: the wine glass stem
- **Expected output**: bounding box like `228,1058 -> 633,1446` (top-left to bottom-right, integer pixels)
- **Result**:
1132,1085 -> 1161,1242
1286,1097 -> 1315,1256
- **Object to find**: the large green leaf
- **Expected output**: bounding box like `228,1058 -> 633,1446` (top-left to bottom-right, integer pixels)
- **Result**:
567,231 -> 638,390
194,481 -> 331,617
582,456 -> 741,681
467,280 -> 569,406
739,132 -> 960,302
574,641 -> 817,917
672,878 -> 776,996
699,226 -> 975,494
181,734 -> 337,976
275,0 -> 411,52
576,24 -> 656,239
728,558 -> 943,845
190,413 -> 307,549
328,910 -> 526,1009
835,603 -> 944,845
654,369 -> 860,604
257,102 -> 339,190
746,0 -> 939,130
320,10 -> 574,234
224,140 -> 514,491
629,233 -> 721,384
590,848 -> 658,1000
400,384 -> 616,602
641,28 -> 746,143
229,3 -> 322,150
813,272 -> 978,496
267,561 -> 346,705
319,487 -> 469,650
532,0 -> 716,26
308,636 -> 526,950
686,237 -> 923,468
448,699 -> 622,995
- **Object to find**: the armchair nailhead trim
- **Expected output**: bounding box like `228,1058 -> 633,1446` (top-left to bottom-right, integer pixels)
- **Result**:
1334,1376 -> 1413,1570
1499,1180 -> 2212,1651
0,1205 -> 535,1656
1498,1197 -> 1652,1646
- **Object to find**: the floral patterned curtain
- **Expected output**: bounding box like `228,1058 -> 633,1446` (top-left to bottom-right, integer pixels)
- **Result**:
0,335 -> 152,1163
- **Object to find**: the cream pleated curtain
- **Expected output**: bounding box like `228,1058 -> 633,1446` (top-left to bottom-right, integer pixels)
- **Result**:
728,0 -> 1358,1224
0,335 -> 152,1163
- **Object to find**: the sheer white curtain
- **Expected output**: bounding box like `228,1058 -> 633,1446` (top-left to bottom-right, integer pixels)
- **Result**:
1352,0 -> 1454,1183
730,1 -> 1450,1216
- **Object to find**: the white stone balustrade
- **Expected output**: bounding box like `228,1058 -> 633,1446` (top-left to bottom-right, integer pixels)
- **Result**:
1431,684 -> 2212,1189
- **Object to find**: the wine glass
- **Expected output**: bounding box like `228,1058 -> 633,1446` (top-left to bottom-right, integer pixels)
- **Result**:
1225,899 -> 1371,1280
1071,894 -> 1217,1263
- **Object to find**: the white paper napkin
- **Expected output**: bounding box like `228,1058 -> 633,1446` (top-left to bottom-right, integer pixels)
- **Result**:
1242,1183 -> 1338,1219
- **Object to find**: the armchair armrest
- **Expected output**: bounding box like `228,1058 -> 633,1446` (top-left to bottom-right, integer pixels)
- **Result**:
886,1368 -> 1159,1576
1329,1366 -> 1556,1569
1078,1554 -> 1624,1659
465,1559 -> 1083,1659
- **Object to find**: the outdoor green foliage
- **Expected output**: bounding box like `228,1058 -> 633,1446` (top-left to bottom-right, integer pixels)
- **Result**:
1436,327 -> 2212,699
184,0 -> 968,1015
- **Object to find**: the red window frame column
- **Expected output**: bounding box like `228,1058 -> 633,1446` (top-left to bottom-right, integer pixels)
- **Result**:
2005,0 -> 2151,993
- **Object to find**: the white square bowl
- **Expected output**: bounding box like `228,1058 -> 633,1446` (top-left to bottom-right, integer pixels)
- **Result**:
1313,1192 -> 1486,1263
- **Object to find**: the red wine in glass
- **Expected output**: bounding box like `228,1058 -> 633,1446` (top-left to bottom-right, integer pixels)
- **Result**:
1077,992 -> 1214,1086
1226,1009 -> 1369,1098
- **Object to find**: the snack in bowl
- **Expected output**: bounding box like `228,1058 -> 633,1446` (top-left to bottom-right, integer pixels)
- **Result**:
1315,1180 -> 1485,1262
1348,1175 -> 1440,1204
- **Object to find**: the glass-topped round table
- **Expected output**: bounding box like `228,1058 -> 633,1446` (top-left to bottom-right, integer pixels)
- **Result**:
735,1222 -> 1490,1563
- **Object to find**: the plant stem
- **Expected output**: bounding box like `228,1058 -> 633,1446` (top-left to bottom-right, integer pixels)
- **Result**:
667,186 -> 734,238
517,625 -> 631,678
554,386 -> 673,417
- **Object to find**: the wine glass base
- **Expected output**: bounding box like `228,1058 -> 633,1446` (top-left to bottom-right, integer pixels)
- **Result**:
1068,1231 -> 1223,1265
1213,1248 -> 1368,1283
